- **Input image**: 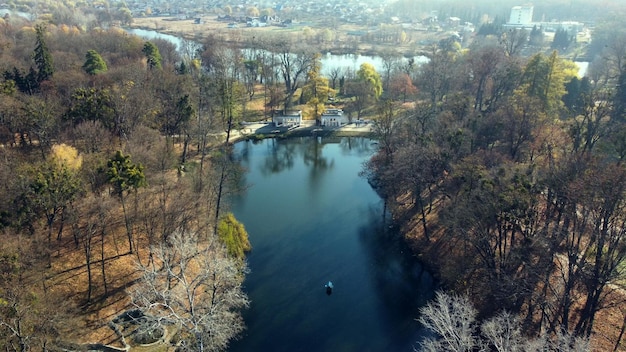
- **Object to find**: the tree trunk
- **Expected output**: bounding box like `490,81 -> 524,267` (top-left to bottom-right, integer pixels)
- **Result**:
181,133 -> 190,164
613,311 -> 626,352
120,195 -> 133,254
213,164 -> 227,235
101,228 -> 108,296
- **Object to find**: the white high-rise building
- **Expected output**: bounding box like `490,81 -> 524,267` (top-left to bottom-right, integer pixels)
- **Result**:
509,4 -> 534,25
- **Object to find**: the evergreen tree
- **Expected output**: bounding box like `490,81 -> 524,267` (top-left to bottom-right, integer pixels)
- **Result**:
106,151 -> 146,254
142,41 -> 162,70
529,25 -> 544,46
4,67 -> 39,94
477,22 -> 501,36
563,76 -> 591,115
82,50 -> 108,76
33,24 -> 54,83
551,28 -> 571,51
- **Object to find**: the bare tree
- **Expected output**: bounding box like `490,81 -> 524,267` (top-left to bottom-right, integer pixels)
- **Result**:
418,292 -> 590,352
266,36 -> 315,111
130,230 -> 249,352
500,28 -> 528,57
418,291 -> 479,352
481,311 -> 525,352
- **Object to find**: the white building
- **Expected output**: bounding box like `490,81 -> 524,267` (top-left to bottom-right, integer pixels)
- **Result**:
272,110 -> 302,127
508,4 -> 533,25
321,109 -> 349,127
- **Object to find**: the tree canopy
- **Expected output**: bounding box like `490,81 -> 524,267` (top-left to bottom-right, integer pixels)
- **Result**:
83,49 -> 108,75
356,62 -> 383,100
142,41 -> 162,70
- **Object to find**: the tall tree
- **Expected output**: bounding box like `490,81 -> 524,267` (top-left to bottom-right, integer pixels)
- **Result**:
33,24 -> 54,84
29,145 -> 83,246
106,151 -> 146,254
302,53 -> 334,124
388,73 -> 417,103
562,76 -> 591,116
357,62 -> 383,100
529,25 -> 544,47
519,51 -> 578,114
500,28 -> 528,57
269,37 -> 315,111
419,44 -> 457,106
348,63 -> 382,117
467,43 -> 506,111
571,162 -> 626,337
552,28 -> 572,51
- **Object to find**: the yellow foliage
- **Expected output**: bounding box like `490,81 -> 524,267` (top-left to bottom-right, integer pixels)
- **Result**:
51,144 -> 83,171
217,213 -> 251,259
561,59 -> 580,80
191,59 -> 201,71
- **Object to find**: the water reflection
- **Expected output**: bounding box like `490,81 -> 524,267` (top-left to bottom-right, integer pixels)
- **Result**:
338,136 -> 376,155
357,207 -> 435,324
301,137 -> 333,190
230,137 -> 436,352
259,138 -> 298,175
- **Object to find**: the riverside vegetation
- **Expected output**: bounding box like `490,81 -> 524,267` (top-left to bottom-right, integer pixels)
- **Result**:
1,2 -> 626,351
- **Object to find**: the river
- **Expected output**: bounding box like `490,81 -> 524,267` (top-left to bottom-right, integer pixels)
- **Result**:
125,28 -> 592,78
124,28 -> 428,76
228,137 -> 436,352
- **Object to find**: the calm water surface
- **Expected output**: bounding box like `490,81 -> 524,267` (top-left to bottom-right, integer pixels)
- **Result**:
229,137 -> 436,352
125,28 -> 428,76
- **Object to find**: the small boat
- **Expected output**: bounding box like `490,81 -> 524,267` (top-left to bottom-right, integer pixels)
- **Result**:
325,281 -> 333,295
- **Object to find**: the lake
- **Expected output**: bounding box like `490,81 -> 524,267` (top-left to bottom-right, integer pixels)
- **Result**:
228,137 -> 436,352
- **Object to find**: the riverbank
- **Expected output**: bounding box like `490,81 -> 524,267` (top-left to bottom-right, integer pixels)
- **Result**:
230,119 -> 375,142
128,16 -> 443,57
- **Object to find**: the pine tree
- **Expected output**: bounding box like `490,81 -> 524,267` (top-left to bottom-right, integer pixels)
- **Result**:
529,25 -> 544,46
82,50 -> 108,76
551,28 -> 571,51
33,24 -> 54,83
142,41 -> 162,70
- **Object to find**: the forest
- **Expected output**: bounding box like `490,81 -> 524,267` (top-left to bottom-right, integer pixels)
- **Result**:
364,17 -> 626,352
1,0 -> 626,351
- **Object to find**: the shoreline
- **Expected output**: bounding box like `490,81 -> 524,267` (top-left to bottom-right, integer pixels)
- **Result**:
230,120 -> 375,143
128,16 -> 438,57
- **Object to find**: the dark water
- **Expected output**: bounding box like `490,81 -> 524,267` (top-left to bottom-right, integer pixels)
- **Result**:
228,137 -> 436,352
